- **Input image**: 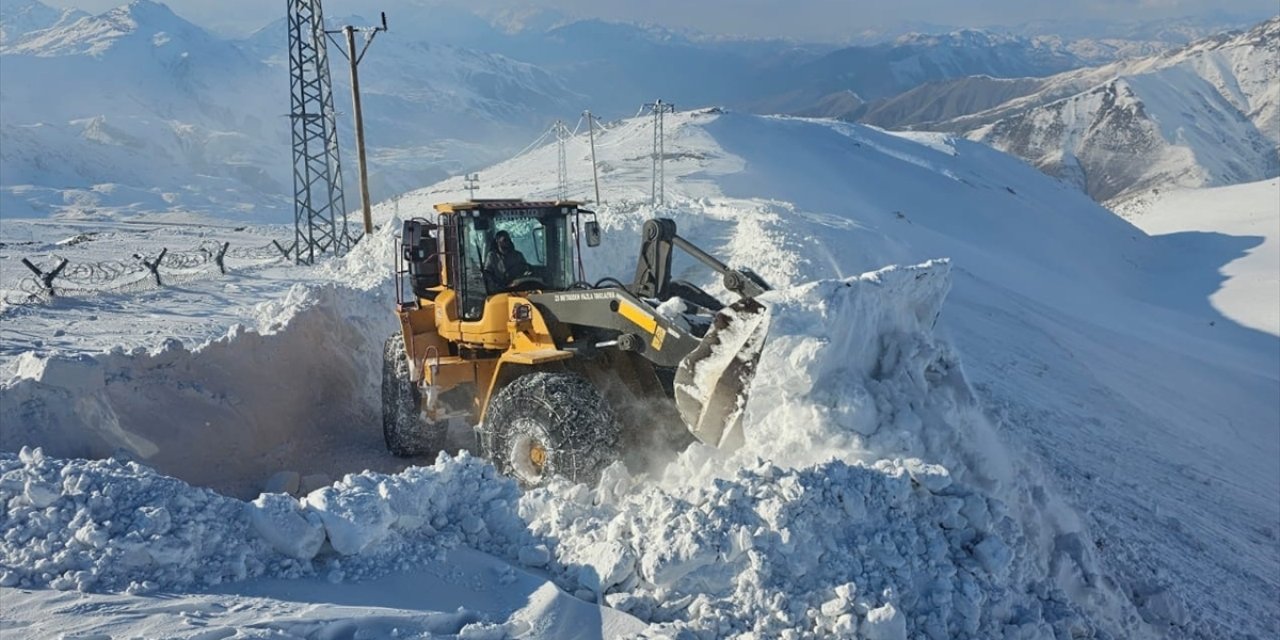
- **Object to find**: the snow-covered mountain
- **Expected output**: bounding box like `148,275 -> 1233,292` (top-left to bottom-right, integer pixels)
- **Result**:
748,29 -> 1088,114
970,17 -> 1279,205
0,0 -> 84,44
0,0 -> 580,221
814,17 -> 1279,206
3,2 -> 1273,220
0,1 -> 291,219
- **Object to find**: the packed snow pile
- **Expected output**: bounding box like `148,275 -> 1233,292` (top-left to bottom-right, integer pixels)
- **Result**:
0,258 -> 1148,638
522,261 -> 1144,638
0,445 -> 292,593
0,283 -> 395,498
0,226 -> 404,498
0,446 -> 538,591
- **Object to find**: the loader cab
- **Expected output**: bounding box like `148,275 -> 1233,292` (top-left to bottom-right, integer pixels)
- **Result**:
435,200 -> 586,321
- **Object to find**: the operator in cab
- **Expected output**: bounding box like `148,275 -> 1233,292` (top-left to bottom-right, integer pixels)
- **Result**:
484,229 -> 531,289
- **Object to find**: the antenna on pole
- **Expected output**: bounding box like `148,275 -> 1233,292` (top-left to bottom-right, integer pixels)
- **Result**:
327,11 -> 388,237
641,99 -> 675,207
584,109 -> 602,205
286,0 -> 350,265
465,173 -> 480,199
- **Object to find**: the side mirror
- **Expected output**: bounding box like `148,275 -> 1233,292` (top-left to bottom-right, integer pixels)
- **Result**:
584,220 -> 601,247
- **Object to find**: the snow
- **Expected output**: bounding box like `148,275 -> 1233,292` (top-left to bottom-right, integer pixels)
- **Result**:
1126,178 -> 1280,336
970,17 -> 1280,205
0,0 -> 574,222
1,107 -> 1276,638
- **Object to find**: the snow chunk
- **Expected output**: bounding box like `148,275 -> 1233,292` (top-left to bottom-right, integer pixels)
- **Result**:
304,481 -> 395,556
1137,587 -> 1190,627
904,459 -> 952,493
862,602 -> 907,640
15,353 -> 104,390
245,493 -> 324,560
575,540 -> 636,595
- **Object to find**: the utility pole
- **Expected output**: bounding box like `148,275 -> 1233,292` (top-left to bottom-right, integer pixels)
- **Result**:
327,12 -> 387,236
642,99 -> 675,206
465,173 -> 480,199
584,109 -> 602,205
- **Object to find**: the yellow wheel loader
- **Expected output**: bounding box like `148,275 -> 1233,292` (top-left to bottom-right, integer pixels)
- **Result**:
386,199 -> 771,485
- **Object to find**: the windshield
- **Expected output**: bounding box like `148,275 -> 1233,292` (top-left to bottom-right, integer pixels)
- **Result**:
454,208 -> 576,320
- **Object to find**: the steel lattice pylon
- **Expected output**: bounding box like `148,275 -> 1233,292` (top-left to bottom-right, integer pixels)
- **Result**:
554,120 -> 569,201
287,0 -> 351,265
643,99 -> 675,206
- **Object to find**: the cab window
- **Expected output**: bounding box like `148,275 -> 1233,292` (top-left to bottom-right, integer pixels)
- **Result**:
452,208 -> 577,321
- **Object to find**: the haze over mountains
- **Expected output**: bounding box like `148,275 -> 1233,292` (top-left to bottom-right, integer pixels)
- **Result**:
817,17 -> 1279,206
0,0 -> 1275,220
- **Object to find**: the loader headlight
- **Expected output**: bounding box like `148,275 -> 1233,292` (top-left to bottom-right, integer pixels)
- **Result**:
512,304 -> 533,322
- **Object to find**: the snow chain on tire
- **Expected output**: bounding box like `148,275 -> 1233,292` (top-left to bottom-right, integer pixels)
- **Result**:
483,372 -> 621,487
381,336 -> 445,457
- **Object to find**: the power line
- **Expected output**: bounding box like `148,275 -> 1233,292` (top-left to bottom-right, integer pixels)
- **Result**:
510,124 -> 556,161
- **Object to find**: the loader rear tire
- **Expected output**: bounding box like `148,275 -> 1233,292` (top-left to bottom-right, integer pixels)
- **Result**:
484,372 -> 620,487
382,336 -> 445,458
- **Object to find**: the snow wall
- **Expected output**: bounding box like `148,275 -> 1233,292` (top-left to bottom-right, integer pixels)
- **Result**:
0,282 -> 400,498
0,260 -> 1148,638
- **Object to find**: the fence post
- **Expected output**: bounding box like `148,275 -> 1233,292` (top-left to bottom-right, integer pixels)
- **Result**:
21,257 -> 69,296
135,248 -> 167,287
214,241 -> 230,275
272,240 -> 294,260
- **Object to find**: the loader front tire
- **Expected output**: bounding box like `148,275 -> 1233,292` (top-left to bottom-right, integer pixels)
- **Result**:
484,372 -> 620,487
382,336 -> 445,458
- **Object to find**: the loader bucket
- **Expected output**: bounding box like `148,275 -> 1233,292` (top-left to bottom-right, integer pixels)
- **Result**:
673,298 -> 770,449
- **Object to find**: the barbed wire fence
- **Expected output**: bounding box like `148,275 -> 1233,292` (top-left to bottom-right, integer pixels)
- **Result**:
3,239 -> 290,306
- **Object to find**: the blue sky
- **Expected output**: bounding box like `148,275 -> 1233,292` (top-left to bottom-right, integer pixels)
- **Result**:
38,0 -> 1280,40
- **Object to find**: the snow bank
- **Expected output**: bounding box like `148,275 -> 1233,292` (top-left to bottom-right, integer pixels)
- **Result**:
0,446 -> 541,595
515,261 -> 1145,638
0,251 -> 1146,637
0,446 -> 288,593
0,226 -> 403,498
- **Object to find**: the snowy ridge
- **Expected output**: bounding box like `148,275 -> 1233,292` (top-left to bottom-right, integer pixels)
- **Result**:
0,0 -> 286,219
0,1 -> 574,221
0,0 -> 84,45
820,17 -> 1278,205
748,29 -> 1087,115
968,16 -> 1280,204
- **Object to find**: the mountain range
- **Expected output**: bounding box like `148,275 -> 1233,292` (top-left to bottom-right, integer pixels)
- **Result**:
808,17 -> 1279,206
0,0 -> 1275,219
973,17 -> 1279,206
